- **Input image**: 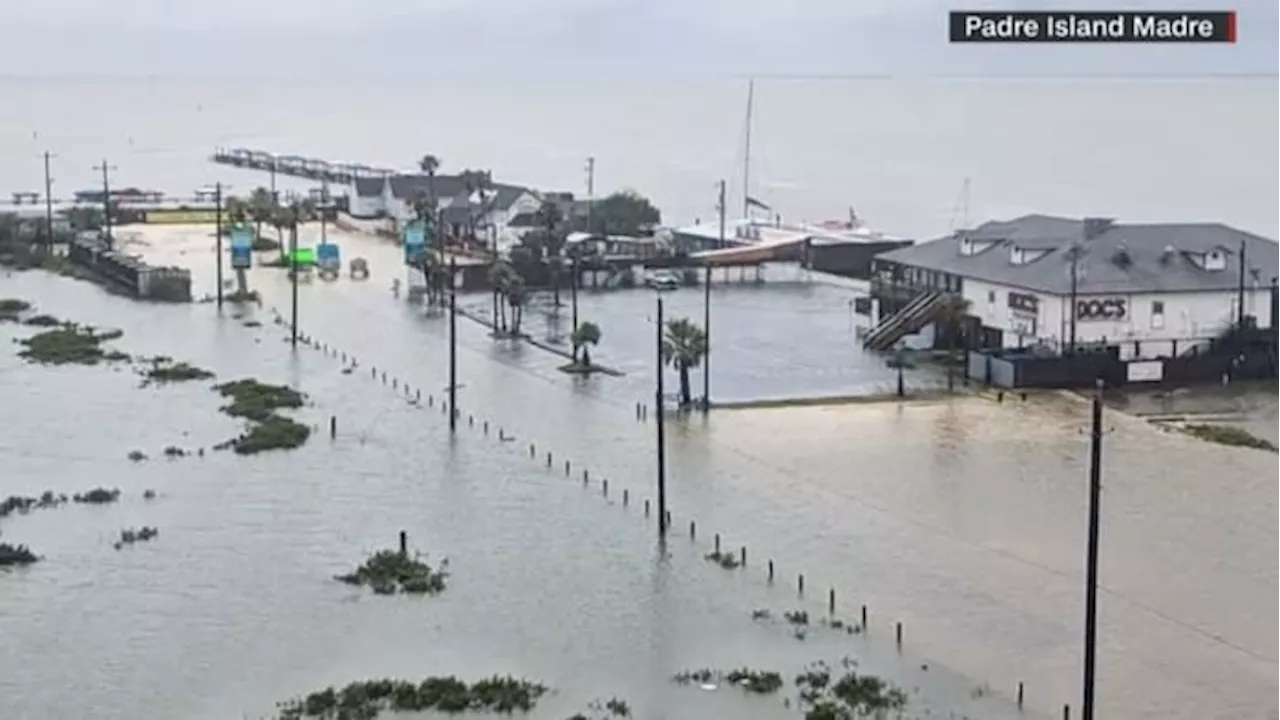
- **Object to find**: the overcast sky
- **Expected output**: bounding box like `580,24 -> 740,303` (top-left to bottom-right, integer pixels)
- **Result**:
1,0 -> 1274,78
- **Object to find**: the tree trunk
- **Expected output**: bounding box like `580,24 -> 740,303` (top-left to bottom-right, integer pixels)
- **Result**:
552,270 -> 561,307
679,366 -> 692,407
581,345 -> 591,368
497,297 -> 507,332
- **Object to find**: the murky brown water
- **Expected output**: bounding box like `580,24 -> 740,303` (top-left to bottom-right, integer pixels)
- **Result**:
1,224 -> 1275,720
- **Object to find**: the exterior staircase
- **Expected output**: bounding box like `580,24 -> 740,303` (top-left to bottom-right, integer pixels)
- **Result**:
862,291 -> 946,351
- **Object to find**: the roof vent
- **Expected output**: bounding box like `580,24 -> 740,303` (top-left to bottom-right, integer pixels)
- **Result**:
1111,243 -> 1132,269
1160,245 -> 1176,263
1204,248 -> 1227,271
1083,217 -> 1114,240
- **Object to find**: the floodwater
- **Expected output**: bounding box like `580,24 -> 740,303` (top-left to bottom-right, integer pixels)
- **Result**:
1,235 -> 1018,720
3,225 -> 1274,720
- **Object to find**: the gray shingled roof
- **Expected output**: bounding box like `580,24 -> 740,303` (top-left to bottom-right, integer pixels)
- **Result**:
385,174 -> 532,210
876,214 -> 1279,295
353,177 -> 386,198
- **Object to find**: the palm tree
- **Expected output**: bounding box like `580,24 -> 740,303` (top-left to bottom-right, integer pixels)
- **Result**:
418,154 -> 440,236
534,199 -> 566,306
487,259 -> 520,334
935,295 -> 972,391
248,187 -> 274,240
661,317 -> 708,407
570,321 -> 602,368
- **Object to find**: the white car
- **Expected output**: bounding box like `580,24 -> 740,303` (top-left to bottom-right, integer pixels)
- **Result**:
644,270 -> 680,290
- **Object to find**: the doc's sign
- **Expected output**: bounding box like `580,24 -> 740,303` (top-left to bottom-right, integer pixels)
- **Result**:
1075,297 -> 1127,321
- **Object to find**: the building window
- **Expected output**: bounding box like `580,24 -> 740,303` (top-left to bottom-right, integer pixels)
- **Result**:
987,290 -> 996,304
1150,300 -> 1165,330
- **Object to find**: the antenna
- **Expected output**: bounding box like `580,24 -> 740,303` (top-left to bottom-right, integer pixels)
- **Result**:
948,177 -> 972,231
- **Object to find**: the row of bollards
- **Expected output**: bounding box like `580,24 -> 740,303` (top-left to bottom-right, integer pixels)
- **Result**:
287,319 -> 1043,718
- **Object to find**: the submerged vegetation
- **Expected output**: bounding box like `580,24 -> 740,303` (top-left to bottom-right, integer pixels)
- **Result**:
73,487 -> 122,504
139,356 -> 215,385
673,668 -> 784,695
795,661 -> 908,719
335,549 -> 448,595
0,297 -> 32,321
704,548 -> 740,570
275,675 -> 547,719
1181,423 -> 1277,452
0,543 -> 39,566
16,323 -> 129,365
1,491 -> 68,519
114,526 -> 159,550
213,378 -> 310,454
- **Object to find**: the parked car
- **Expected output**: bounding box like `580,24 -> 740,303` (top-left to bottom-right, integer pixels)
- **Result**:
644,270 -> 680,290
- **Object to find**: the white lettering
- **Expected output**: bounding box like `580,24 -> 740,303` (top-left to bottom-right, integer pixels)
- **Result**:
1047,14 -> 1126,39
968,14 -> 1040,40
1132,15 -> 1215,39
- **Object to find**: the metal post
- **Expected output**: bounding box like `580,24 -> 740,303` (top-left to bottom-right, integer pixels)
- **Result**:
449,258 -> 458,434
571,256 -> 579,337
42,151 -> 55,252
703,179 -> 724,411
585,157 -> 595,234
1068,245 -> 1080,354
656,295 -> 668,537
1081,378 -> 1104,720
289,218 -> 299,348
215,182 -> 224,309
1236,238 -> 1247,329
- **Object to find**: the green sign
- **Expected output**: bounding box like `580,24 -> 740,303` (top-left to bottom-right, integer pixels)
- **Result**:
287,247 -> 315,264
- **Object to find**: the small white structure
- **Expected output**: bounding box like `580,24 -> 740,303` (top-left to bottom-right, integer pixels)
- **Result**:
348,173 -> 540,242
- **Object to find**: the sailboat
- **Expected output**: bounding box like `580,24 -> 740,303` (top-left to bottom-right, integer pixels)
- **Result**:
667,78 -> 901,250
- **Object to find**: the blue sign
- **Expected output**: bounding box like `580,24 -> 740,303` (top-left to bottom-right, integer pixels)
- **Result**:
229,226 -> 253,269
403,221 -> 426,264
317,243 -> 341,270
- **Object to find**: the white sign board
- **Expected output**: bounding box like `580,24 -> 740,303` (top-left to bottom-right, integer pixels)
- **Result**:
1126,360 -> 1164,383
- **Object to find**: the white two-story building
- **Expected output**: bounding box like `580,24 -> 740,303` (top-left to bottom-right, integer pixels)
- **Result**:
868,214 -> 1278,360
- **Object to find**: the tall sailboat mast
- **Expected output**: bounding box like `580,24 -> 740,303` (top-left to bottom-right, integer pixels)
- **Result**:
742,78 -> 754,218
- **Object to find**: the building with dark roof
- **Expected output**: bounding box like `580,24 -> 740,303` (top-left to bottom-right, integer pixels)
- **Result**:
347,172 -> 542,247
866,214 -> 1278,360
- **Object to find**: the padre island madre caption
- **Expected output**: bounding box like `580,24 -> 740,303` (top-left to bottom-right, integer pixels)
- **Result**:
949,11 -> 1236,43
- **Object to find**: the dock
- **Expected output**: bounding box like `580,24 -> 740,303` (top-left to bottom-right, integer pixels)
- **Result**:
211,148 -> 396,185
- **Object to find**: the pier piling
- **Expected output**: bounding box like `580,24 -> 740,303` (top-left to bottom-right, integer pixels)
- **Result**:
1016,682 -> 1024,708
714,533 -> 721,554
622,489 -> 629,506
329,416 -> 336,439
602,479 -> 608,497
798,574 -> 805,595
895,621 -> 903,648
861,604 -> 867,629
546,452 -> 552,468
583,469 -> 589,483
740,546 -> 746,566
828,588 -> 836,614
644,500 -> 650,517
564,460 -> 570,476
689,521 -> 696,539
767,560 -> 774,582
398,531 -> 407,555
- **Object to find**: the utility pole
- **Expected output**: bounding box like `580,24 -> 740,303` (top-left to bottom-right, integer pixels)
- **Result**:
42,151 -> 55,252
655,295 -> 668,537
449,258 -> 458,434
215,182 -> 224,309
319,182 -> 330,247
1081,378 -> 1104,720
704,179 -> 725,411
92,160 -> 118,250
1068,244 -> 1080,354
289,214 -> 299,348
1236,238 -> 1247,330
570,255 -> 579,340
269,157 -> 279,207
585,157 -> 595,234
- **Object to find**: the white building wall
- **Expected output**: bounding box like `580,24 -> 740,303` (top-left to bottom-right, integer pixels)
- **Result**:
960,276 -> 1273,359
347,181 -> 386,218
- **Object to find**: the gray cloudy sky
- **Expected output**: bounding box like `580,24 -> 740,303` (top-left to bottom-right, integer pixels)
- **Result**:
1,0 -> 1274,77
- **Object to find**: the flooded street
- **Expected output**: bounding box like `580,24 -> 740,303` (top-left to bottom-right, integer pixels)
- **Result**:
1,224 -> 1276,720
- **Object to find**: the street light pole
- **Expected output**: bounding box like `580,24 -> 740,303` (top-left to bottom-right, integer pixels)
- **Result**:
42,151 -> 55,252
705,179 -> 725,411
1081,378 -> 1105,720
215,182 -> 224,309
449,258 -> 458,433
289,216 -> 299,348
655,294 -> 668,537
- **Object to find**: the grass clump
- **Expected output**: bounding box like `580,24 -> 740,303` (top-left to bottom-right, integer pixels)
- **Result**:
674,668 -> 782,695
796,661 -> 908,719
704,549 -> 740,570
275,675 -> 547,719
17,323 -> 127,365
0,298 -> 32,322
73,487 -> 121,504
114,526 -> 159,550
140,356 -> 215,385
22,313 -> 61,327
213,378 -> 310,454
1181,423 -> 1277,452
1,491 -> 68,519
335,549 -> 448,595
216,378 -> 304,421
0,543 -> 39,566
226,289 -> 261,304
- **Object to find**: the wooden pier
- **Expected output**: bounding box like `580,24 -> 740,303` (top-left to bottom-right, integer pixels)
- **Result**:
210,148 -> 395,185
